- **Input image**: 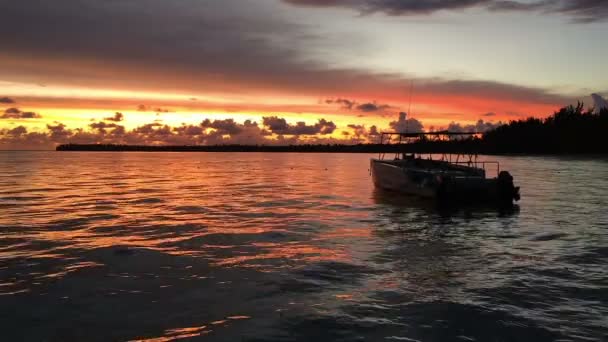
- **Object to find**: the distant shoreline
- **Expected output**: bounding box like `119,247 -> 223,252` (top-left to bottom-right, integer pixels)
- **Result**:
55,105 -> 608,155
56,143 -> 475,153
54,143 -> 608,155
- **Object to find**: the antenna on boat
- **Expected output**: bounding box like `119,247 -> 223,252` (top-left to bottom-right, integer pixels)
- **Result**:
406,80 -> 414,133
408,80 -> 414,116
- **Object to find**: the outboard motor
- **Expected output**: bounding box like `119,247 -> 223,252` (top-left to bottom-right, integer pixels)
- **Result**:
497,171 -> 520,204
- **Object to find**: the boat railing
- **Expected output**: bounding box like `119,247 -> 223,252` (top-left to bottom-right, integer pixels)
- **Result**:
436,153 -> 500,177
443,161 -> 500,177
376,131 -> 501,177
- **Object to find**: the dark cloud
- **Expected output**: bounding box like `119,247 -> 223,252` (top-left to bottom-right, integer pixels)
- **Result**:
0,0 -> 318,95
550,0 -> 608,23
413,79 -> 572,105
89,121 -> 120,134
346,124 -> 371,142
447,119 -> 504,132
104,112 -> 124,122
46,123 -> 72,141
482,112 -> 496,117
137,105 -> 171,113
1,107 -> 42,119
347,124 -> 366,137
4,108 -> 20,115
5,126 -> 27,136
327,98 -> 393,112
0,97 -> 15,104
389,112 -> 425,133
19,112 -> 42,119
2,114 -> 348,149
341,123 -> 384,143
356,102 -> 391,112
0,0 -> 578,111
262,116 -> 290,132
0,0 -> 580,120
201,118 -> 243,135
284,0 -> 608,22
133,123 -> 167,135
326,98 -> 356,110
284,0 -> 492,15
262,116 -> 337,135
173,125 -> 204,136
369,125 -> 380,136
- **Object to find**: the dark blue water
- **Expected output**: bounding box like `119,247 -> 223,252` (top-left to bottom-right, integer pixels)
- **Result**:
1,152 -> 607,341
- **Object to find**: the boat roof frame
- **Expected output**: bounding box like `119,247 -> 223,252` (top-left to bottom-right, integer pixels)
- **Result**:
380,131 -> 481,138
376,131 -> 501,176
379,131 -> 482,145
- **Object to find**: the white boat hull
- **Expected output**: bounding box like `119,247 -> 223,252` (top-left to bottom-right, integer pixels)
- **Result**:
370,159 -> 436,198
370,158 -> 520,204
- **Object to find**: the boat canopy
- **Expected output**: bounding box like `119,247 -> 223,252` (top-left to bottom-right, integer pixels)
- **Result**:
380,131 -> 481,138
378,131 -> 482,144
376,131 -> 499,175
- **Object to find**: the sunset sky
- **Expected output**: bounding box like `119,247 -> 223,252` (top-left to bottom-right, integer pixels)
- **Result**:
1,0 -> 607,149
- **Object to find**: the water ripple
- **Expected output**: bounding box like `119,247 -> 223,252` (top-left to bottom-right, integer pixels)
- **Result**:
0,152 -> 607,341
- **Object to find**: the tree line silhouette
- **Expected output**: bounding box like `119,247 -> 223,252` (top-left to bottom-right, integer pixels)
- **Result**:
57,104 -> 608,154
482,103 -> 607,154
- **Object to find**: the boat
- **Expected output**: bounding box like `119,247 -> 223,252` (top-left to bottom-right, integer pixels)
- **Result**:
370,132 -> 520,205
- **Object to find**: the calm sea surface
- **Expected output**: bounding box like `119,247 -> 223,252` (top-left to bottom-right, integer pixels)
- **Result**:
1,152 -> 607,341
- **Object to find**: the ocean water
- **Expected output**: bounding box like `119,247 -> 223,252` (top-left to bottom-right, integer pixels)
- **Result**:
0,151 -> 607,342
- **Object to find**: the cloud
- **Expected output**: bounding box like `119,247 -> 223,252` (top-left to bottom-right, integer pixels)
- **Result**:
283,0 -> 608,22
284,0 -> 493,15
345,123 -> 382,143
1,112 -> 409,149
326,98 -> 393,112
347,123 -> 366,140
1,115 -> 342,149
173,124 -> 204,136
0,0 -> 319,96
389,112 -> 425,133
369,125 -> 379,136
548,0 -> 608,23
326,98 -> 356,110
0,97 -> 15,104
1,107 -> 42,119
0,0 -> 579,120
5,126 -> 27,136
447,119 -> 504,133
201,118 -> 244,135
89,121 -> 121,134
20,112 -> 42,119
482,112 -> 496,117
4,108 -> 20,115
356,102 -> 391,112
104,112 -> 124,122
137,105 -> 172,113
263,116 -> 337,135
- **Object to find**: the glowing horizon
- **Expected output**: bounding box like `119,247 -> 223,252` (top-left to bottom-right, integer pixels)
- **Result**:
1,0 -> 607,149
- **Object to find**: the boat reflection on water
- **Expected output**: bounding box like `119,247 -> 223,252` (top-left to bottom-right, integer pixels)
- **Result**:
272,190 -> 533,342
371,188 -> 520,220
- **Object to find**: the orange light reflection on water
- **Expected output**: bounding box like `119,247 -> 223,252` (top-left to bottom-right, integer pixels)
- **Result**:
0,152 -> 377,295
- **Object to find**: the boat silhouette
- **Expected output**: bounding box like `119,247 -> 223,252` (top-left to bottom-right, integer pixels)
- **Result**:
370,132 -> 520,206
